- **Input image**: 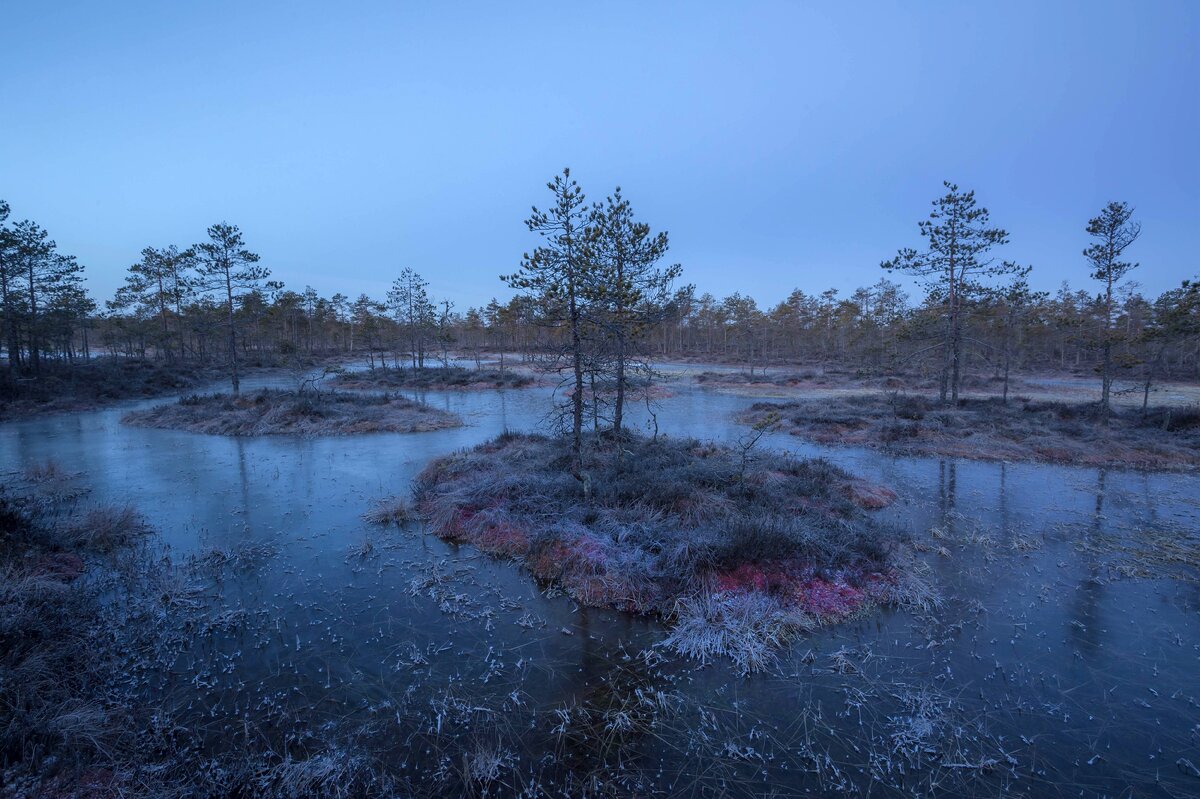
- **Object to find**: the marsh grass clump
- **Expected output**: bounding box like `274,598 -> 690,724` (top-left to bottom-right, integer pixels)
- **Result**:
0,489 -> 153,780
67,504 -> 150,553
189,538 -> 279,577
415,432 -> 910,668
363,495 -> 414,525
121,388 -> 463,436
333,365 -> 537,391
664,591 -> 810,675
740,395 -> 1200,469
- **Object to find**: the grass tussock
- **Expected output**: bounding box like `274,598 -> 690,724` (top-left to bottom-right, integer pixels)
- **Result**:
333,365 -> 537,391
739,394 -> 1200,470
121,388 -> 463,437
362,496 -> 414,525
415,432 -> 919,670
67,505 -> 150,553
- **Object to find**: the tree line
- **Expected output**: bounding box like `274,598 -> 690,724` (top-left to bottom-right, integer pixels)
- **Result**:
2,180 -> 1197,416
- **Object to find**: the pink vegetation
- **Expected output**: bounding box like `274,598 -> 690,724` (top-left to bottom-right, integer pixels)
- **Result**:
438,506 -> 532,558
528,534 -> 656,612
714,560 -> 892,620
475,523 -> 531,558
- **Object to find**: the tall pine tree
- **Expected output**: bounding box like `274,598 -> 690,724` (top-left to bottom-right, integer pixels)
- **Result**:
1084,201 -> 1140,424
883,182 -> 1018,403
503,168 -> 596,489
589,187 -> 680,435
195,223 -> 267,395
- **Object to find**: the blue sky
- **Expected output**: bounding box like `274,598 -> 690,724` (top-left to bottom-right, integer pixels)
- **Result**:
2,1 -> 1196,309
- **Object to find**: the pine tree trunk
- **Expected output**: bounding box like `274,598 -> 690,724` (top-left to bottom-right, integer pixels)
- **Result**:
225,269 -> 240,396
27,260 -> 40,374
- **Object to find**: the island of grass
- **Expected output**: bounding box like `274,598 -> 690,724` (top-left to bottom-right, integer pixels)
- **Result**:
0,358 -> 224,420
738,394 -> 1200,470
121,388 -> 462,436
695,368 -> 835,389
694,368 -> 1023,395
0,356 -> 353,421
332,365 -> 537,391
414,432 -> 930,672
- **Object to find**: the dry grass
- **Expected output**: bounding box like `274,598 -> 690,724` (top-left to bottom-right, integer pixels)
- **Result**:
739,394 -> 1200,470
121,388 -> 463,437
67,505 -> 150,553
362,496 -> 414,525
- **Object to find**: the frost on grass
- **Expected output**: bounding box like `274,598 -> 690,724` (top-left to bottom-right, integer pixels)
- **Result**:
0,487 -> 156,789
414,432 -> 923,670
738,394 -> 1200,469
121,388 -> 462,436
0,482 -> 401,798
664,592 -> 812,675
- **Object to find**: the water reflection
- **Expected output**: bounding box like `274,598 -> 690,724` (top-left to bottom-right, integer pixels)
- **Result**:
936,459 -> 957,531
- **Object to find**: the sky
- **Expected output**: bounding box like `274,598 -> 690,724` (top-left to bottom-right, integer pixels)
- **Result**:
1,1 -> 1196,310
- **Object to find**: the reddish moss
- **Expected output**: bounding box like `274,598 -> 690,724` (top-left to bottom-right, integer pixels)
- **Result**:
714,560 -> 892,620
474,523 -> 531,558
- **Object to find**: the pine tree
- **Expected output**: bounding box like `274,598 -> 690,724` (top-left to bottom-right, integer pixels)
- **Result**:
6,221 -> 84,373
1084,201 -> 1140,424
387,268 -> 434,368
589,187 -> 680,434
883,182 -> 1018,404
502,168 -> 596,487
195,223 -> 267,395
0,200 -> 19,371
110,245 -> 197,361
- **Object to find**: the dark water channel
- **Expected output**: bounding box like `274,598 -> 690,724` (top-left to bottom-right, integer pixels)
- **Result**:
2,369 -> 1197,797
